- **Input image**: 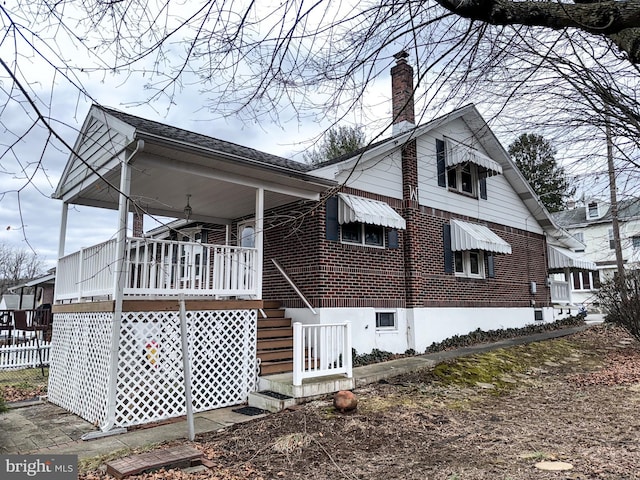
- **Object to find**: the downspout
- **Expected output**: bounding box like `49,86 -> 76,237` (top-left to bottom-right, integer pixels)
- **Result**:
102,139 -> 144,432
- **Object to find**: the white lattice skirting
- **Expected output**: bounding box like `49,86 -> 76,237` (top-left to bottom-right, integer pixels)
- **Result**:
48,309 -> 257,429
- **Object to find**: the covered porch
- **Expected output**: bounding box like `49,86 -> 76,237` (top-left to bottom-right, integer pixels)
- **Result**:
547,244 -> 597,305
49,105 -> 341,432
53,105 -> 334,304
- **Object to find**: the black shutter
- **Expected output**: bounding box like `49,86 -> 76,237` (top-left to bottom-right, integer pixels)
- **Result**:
326,196 -> 339,241
480,177 -> 487,200
388,229 -> 398,249
443,224 -> 453,273
436,139 -> 446,187
487,252 -> 495,278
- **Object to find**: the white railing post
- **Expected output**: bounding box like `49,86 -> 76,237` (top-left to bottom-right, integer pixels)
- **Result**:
77,247 -> 85,302
345,322 -> 352,378
293,322 -> 303,386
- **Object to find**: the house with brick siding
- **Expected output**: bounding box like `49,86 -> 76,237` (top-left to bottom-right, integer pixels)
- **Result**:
49,51 -> 593,429
137,52 -> 592,357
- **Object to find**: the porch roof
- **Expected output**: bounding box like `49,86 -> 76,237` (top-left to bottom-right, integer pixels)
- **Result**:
53,105 -> 336,223
450,219 -> 512,254
547,245 -> 597,271
337,193 -> 406,229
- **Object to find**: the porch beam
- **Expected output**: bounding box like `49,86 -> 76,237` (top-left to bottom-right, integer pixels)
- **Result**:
136,155 -> 322,201
65,197 -> 232,225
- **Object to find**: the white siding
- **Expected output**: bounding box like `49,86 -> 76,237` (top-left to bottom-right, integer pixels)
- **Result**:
416,119 -> 543,234
569,217 -> 640,266
318,151 -> 404,200
58,115 -> 130,199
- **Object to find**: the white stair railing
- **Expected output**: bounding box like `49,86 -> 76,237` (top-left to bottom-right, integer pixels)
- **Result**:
292,322 -> 352,386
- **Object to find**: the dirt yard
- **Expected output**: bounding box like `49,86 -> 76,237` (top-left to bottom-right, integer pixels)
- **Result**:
81,324 -> 640,479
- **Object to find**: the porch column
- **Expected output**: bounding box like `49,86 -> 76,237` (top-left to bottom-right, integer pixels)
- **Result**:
113,157 -> 132,303
103,147 -> 135,432
564,267 -> 573,305
57,202 -> 69,259
255,188 -> 264,299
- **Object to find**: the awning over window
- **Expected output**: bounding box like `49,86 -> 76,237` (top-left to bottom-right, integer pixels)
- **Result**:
338,193 -> 406,229
547,245 -> 597,271
450,219 -> 512,254
445,138 -> 503,177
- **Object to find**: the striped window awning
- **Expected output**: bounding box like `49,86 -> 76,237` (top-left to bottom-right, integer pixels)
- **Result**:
338,193 -> 406,229
450,219 -> 512,254
445,138 -> 503,177
547,245 -> 597,271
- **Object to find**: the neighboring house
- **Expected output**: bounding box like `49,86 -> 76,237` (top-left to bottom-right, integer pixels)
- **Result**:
8,270 -> 56,308
49,51 -> 590,431
551,197 -> 640,307
0,294 -> 35,310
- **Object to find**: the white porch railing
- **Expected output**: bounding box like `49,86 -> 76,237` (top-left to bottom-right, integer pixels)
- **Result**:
292,322 -> 352,386
0,339 -> 51,370
55,237 -> 258,302
550,279 -> 571,304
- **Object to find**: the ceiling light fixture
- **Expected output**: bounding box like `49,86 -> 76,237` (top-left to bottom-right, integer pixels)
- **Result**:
183,194 -> 192,221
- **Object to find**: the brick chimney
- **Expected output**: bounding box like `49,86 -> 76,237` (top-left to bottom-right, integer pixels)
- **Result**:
132,211 -> 144,237
391,50 -> 415,135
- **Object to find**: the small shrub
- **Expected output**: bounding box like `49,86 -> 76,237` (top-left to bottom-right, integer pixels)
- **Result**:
350,316 -> 585,367
424,316 -> 584,354
596,270 -> 640,340
0,392 -> 6,414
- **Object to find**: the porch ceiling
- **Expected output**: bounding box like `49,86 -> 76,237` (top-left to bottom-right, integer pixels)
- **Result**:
65,140 -> 334,223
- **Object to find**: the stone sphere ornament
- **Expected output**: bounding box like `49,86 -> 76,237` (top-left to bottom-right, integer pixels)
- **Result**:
333,390 -> 358,413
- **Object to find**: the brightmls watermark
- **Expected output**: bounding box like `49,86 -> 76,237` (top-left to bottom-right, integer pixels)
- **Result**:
1,455 -> 77,479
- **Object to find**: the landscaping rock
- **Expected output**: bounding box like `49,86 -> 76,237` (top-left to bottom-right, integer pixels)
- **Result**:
535,461 -> 573,471
333,390 -> 357,412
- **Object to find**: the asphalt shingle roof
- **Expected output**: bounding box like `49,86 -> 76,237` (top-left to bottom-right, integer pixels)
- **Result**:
552,198 -> 640,227
98,105 -> 310,172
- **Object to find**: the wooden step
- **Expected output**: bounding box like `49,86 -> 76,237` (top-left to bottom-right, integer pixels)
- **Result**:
261,308 -> 285,318
258,317 -> 291,329
257,327 -> 293,339
257,348 -> 294,362
262,300 -> 282,309
257,337 -> 293,350
260,360 -> 293,375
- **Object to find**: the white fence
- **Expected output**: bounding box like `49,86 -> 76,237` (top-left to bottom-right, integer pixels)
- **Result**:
292,322 -> 352,386
55,237 -> 258,301
0,339 -> 51,370
48,309 -> 257,429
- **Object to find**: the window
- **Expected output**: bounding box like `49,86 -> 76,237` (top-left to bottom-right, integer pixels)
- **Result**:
376,311 -> 396,329
588,202 -> 599,219
608,228 -> 615,250
341,223 -> 385,247
574,232 -> 584,243
454,250 -> 484,278
572,271 -> 600,291
633,236 -> 640,249
447,163 -> 477,196
238,221 -> 255,248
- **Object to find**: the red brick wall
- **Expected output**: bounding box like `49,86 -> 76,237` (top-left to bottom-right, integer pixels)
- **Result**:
261,191 -> 550,309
